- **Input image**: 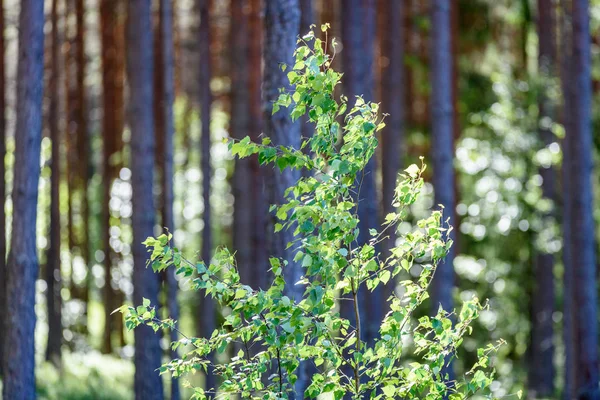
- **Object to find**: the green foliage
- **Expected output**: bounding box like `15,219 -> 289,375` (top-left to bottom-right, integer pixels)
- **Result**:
35,352 -> 134,400
117,26 -> 500,399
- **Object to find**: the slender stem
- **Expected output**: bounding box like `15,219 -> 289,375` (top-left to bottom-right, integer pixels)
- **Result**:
151,317 -> 200,349
351,277 -> 361,396
276,347 -> 284,395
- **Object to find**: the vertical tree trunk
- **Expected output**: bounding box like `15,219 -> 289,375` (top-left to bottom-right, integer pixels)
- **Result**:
230,0 -> 253,285
263,0 -> 305,395
100,0 -> 125,355
380,0 -> 405,297
126,0 -> 164,398
430,0 -> 456,385
197,0 -> 216,394
248,0 -> 267,291
559,1 -> 575,398
65,0 -> 77,298
340,0 -> 381,348
529,0 -> 556,396
520,0 -> 532,74
46,0 -> 63,367
75,0 -> 90,311
1,0 -> 44,397
0,0 -> 6,377
299,0 -> 314,179
567,1 -> 599,398
154,0 -> 179,398
264,0 -> 301,297
430,0 -> 455,315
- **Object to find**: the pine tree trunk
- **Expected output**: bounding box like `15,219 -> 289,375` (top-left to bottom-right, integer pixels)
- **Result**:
568,1 -> 599,397
340,0 -> 381,349
154,0 -> 180,397
263,0 -> 306,396
248,0 -> 267,291
2,0 -> 44,397
0,0 -> 7,378
126,0 -> 164,398
559,0 -> 575,396
100,0 -> 125,355
65,0 -> 77,298
230,0 -> 253,285
46,0 -> 63,367
75,0 -> 90,313
529,0 -> 556,396
299,0 -> 314,179
379,0 -> 405,307
430,0 -> 455,316
197,0 -> 216,394
430,0 -> 456,385
264,0 -> 301,300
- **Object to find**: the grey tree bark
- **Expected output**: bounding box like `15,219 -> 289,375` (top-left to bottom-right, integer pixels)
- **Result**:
126,0 -> 164,398
2,0 -> 45,397
299,0 -> 314,179
528,0 -> 556,396
0,0 -> 7,378
430,0 -> 455,316
154,0 -> 179,398
566,0 -> 599,398
196,0 -> 216,395
46,0 -> 63,367
263,0 -> 301,302
559,0 -> 575,398
249,0 -> 268,291
230,0 -> 253,285
100,0 -> 125,355
380,0 -> 405,308
430,0 -> 456,387
340,0 -> 381,349
263,0 -> 307,396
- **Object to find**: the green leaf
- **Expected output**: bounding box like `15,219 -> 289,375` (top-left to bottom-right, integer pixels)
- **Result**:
380,270 -> 391,284
302,254 -> 313,267
382,385 -> 396,397
405,164 -> 420,177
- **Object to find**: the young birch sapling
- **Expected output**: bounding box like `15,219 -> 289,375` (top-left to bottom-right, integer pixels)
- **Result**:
116,25 -> 502,400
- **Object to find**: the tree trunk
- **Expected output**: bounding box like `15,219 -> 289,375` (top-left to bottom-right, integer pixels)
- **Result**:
65,0 -> 77,298
46,0 -> 63,367
379,0 -> 405,305
299,0 -> 314,179
567,1 -> 599,398
529,0 -> 556,396
264,0 -> 301,299
340,0 -> 381,349
197,0 -> 216,394
248,0 -> 267,291
1,0 -> 44,397
430,0 -> 455,315
263,0 -> 305,395
154,0 -> 180,398
430,0 -> 456,385
559,0 -> 575,397
100,0 -> 125,355
0,0 -> 6,378
75,0 -> 90,312
126,0 -> 164,398
230,0 -> 253,285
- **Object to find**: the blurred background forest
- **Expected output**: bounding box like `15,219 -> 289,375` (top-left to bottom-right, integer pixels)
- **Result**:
0,0 -> 599,399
